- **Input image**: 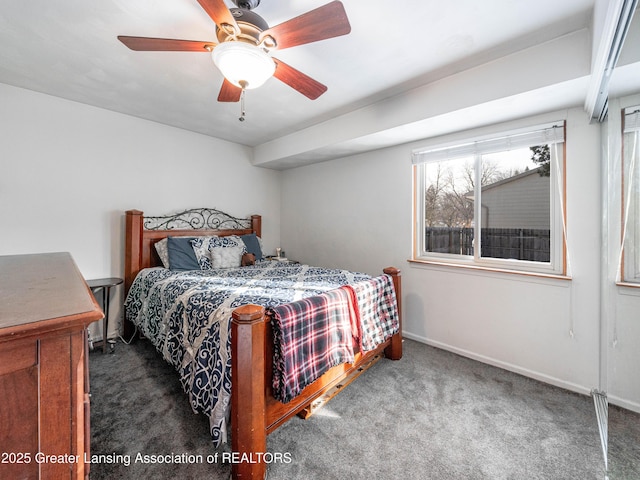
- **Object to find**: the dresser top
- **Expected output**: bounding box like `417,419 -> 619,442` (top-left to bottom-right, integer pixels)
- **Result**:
0,252 -> 102,333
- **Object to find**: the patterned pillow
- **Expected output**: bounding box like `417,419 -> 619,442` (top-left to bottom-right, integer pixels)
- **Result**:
191,236 -> 245,270
211,245 -> 245,268
154,238 -> 170,268
211,235 -> 244,248
191,237 -> 217,270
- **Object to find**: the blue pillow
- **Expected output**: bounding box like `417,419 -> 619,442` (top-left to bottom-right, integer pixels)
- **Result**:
240,234 -> 263,261
167,236 -> 200,271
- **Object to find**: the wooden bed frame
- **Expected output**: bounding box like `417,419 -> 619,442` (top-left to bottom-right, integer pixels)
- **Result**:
124,209 -> 403,479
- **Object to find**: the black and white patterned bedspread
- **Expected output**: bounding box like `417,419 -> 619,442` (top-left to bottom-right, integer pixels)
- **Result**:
124,261 -> 370,447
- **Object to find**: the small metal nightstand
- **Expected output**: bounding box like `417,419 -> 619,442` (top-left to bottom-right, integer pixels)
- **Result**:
87,277 -> 123,353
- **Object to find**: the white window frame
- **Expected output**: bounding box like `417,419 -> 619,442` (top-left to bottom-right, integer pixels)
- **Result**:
622,106 -> 640,283
412,121 -> 566,276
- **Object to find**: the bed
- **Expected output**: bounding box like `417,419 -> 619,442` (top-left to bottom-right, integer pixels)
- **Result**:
123,208 -> 403,479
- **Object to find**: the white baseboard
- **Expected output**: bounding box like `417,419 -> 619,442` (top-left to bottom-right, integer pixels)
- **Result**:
402,332 -> 592,396
402,332 -> 640,415
606,394 -> 640,414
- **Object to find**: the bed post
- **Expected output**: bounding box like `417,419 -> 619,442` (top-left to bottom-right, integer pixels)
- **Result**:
124,210 -> 143,339
383,267 -> 402,360
124,210 -> 143,292
251,214 -> 262,238
231,304 -> 268,480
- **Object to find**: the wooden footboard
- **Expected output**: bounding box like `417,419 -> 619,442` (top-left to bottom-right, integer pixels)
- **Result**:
231,268 -> 403,479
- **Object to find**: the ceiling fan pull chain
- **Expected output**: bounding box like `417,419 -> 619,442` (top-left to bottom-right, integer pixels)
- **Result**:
239,88 -> 246,122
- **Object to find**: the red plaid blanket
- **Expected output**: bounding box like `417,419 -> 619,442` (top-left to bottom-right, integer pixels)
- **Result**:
269,286 -> 357,404
346,274 -> 400,352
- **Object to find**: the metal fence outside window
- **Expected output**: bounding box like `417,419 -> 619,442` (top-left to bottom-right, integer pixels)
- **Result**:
425,227 -> 550,262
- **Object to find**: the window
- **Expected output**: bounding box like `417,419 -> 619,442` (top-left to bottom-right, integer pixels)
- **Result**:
413,122 -> 566,275
622,106 -> 640,284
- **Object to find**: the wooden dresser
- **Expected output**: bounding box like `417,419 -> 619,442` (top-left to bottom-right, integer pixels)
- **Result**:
0,252 -> 103,480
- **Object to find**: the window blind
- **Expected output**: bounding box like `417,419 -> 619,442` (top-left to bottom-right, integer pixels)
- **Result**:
412,122 -> 565,165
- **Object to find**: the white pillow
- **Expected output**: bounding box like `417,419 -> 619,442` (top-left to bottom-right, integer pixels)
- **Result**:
210,245 -> 245,268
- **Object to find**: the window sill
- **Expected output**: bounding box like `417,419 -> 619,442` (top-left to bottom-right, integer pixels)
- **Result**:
407,258 -> 572,281
616,281 -> 640,289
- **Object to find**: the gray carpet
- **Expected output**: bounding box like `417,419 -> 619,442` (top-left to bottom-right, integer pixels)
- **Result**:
89,339 -> 640,479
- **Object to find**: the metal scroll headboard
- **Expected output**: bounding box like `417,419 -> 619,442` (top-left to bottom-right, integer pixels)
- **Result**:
142,208 -> 252,231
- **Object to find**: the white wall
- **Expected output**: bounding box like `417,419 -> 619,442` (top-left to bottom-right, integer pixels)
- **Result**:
2,82 -> 638,412
0,83 -> 281,338
281,104 -> 640,412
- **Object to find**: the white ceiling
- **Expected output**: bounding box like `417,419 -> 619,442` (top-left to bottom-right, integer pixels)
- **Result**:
0,0 -> 639,168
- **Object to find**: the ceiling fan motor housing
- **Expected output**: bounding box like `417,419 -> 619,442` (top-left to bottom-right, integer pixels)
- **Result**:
216,8 -> 269,45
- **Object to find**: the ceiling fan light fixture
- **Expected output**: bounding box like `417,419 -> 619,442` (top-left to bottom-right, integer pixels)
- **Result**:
212,41 -> 275,89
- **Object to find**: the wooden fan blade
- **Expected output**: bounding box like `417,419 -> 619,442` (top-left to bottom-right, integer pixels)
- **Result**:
260,1 -> 351,51
118,36 -> 215,52
196,0 -> 239,32
218,78 -> 243,102
273,58 -> 327,100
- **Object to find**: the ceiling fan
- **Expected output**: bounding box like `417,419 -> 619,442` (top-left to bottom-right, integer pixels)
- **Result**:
118,0 -> 351,105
